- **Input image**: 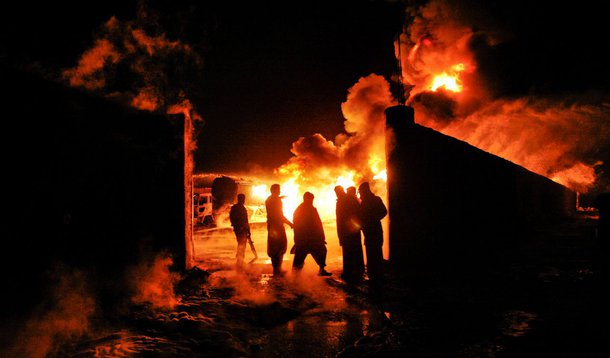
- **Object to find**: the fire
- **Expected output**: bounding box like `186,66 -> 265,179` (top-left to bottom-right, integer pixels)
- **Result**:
373,169 -> 387,181
550,162 -> 600,193
279,177 -> 301,220
395,0 -> 610,194
336,171 -> 357,189
251,184 -> 268,201
368,154 -> 387,182
430,63 -> 465,93
262,166 -> 387,222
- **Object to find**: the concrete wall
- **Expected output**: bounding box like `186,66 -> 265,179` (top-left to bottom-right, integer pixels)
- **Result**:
2,70 -> 185,317
385,106 -> 576,274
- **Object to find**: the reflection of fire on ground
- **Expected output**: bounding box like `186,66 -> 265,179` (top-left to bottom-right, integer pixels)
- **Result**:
194,221 -> 345,273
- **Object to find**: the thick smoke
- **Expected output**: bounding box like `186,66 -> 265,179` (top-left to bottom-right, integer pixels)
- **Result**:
62,15 -> 203,116
277,74 -> 396,184
397,0 -> 610,194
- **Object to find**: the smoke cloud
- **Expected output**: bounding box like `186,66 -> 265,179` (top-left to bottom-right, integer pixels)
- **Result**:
396,0 -> 610,193
61,15 -> 203,117
277,74 -> 396,184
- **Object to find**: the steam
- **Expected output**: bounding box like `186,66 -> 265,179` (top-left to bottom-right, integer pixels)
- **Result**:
128,255 -> 180,310
396,0 -> 610,193
8,266 -> 95,358
208,270 -> 275,305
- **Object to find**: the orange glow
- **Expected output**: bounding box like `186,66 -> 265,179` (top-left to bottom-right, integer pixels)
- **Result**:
368,154 -> 387,182
373,169 -> 387,181
336,171 -> 357,189
550,162 -> 600,193
265,167 -> 362,221
131,88 -> 159,111
396,0 -> 608,193
62,38 -> 121,90
430,63 -> 465,92
251,184 -> 268,201
129,256 -> 179,310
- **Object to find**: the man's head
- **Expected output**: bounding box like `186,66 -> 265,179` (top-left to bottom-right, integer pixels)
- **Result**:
270,184 -> 280,196
303,191 -> 314,204
346,186 -> 357,197
334,185 -> 345,198
358,182 -> 372,197
237,193 -> 245,204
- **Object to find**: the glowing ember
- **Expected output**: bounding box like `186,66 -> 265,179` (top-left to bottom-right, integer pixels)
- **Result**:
430,63 -> 465,92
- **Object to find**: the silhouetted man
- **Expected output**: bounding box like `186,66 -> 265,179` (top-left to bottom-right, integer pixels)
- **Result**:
358,182 -> 387,288
335,185 -> 364,281
230,193 -> 250,270
292,192 -> 332,276
265,184 -> 293,276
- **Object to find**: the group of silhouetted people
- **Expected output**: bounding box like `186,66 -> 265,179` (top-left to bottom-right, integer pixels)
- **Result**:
229,181 -> 387,288
335,183 -> 387,288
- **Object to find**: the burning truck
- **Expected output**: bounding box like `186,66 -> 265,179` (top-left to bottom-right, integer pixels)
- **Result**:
193,173 -> 267,229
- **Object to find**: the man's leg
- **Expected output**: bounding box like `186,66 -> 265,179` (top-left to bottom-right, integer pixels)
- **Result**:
235,234 -> 247,270
312,244 -> 331,276
292,247 -> 307,273
365,243 -> 383,283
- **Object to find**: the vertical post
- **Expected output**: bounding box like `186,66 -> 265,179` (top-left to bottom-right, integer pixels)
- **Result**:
184,113 -> 195,270
384,105 -> 415,265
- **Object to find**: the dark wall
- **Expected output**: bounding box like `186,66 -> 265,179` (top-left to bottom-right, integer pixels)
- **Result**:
1,69 -> 185,318
385,106 -> 576,275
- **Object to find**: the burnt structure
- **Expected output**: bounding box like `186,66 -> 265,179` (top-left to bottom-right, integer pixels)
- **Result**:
385,105 -> 576,275
2,70 -> 185,319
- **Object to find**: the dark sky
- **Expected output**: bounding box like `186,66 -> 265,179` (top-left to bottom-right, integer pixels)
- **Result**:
2,0 -> 608,174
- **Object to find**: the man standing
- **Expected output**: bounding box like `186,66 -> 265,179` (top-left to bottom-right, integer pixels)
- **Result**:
229,193 -> 250,270
265,184 -> 293,276
292,192 -> 332,276
358,182 -> 387,288
335,186 -> 364,281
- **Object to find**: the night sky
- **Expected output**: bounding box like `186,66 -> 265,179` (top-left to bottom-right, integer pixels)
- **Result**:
2,0 -> 608,174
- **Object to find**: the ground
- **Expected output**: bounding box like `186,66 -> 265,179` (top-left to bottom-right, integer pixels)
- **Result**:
44,215 -> 606,357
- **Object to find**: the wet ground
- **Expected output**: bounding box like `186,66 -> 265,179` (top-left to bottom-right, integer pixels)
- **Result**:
44,215 -> 606,357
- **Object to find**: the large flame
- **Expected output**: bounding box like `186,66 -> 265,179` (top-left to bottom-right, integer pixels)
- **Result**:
395,0 -> 609,193
250,151 -> 387,224
430,63 -> 465,92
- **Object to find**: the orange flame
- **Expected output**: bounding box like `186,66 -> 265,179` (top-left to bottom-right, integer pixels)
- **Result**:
430,63 -> 465,92
396,0 -> 608,193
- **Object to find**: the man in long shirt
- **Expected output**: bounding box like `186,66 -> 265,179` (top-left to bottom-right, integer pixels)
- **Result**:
265,184 -> 293,276
358,182 -> 387,288
229,193 -> 251,270
292,192 -> 332,276
335,186 -> 364,281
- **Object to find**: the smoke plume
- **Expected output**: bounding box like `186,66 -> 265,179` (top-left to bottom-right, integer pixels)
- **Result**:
396,0 -> 610,193
277,74 -> 396,185
62,15 -> 203,115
